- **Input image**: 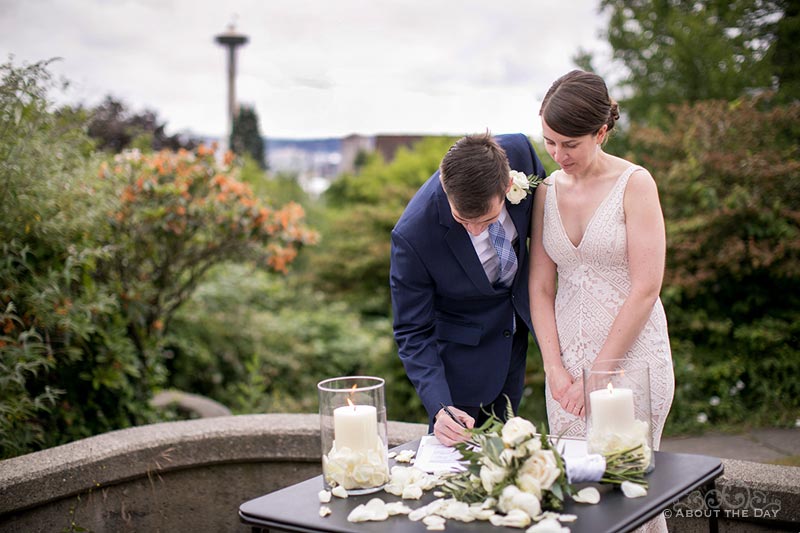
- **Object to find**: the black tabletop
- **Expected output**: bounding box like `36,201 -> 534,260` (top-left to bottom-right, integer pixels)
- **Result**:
239,439 -> 723,533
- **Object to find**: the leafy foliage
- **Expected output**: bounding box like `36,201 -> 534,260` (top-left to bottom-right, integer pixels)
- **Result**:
630,94 -> 800,432
600,0 -> 786,123
0,59 -> 317,457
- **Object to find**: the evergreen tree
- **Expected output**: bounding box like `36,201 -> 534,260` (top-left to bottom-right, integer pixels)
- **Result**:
230,105 -> 266,169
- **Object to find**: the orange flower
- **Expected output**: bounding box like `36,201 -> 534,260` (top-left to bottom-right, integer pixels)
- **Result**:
121,186 -> 136,203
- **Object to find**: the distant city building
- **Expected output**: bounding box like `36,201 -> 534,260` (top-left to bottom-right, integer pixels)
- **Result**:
374,135 -> 425,165
339,134 -> 375,174
265,133 -> 440,196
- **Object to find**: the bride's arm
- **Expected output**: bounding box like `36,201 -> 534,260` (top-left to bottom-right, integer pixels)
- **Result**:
529,182 -> 572,402
594,167 -> 667,371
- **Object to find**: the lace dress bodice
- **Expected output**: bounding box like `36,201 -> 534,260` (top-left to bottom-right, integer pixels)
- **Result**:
541,166 -> 675,450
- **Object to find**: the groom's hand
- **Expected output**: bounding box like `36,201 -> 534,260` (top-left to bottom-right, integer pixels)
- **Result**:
434,406 -> 474,447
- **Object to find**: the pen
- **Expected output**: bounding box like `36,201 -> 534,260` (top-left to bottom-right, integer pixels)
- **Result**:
439,402 -> 467,429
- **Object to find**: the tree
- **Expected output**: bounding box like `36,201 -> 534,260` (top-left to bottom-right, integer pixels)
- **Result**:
630,94 -> 800,431
600,0 -> 786,123
230,105 -> 266,169
86,96 -> 198,153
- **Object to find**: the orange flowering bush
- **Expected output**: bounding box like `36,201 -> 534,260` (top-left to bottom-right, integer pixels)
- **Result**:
98,145 -> 318,356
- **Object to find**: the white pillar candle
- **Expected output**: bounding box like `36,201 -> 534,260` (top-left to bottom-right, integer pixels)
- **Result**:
589,383 -> 635,435
333,403 -> 378,452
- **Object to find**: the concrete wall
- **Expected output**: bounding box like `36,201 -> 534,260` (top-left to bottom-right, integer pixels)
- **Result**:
1,415 -> 797,532
0,414 -> 426,533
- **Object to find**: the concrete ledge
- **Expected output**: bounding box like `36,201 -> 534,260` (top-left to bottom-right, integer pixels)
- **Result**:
0,413 -> 427,532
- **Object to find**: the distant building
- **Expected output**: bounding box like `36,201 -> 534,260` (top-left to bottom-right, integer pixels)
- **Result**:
374,135 -> 425,165
339,134 -> 375,174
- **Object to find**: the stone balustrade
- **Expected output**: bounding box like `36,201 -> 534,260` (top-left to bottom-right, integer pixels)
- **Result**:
0,414 -> 797,532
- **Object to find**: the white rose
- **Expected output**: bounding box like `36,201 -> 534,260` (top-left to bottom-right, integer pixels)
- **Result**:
480,461 -> 507,493
516,473 -> 542,498
519,450 -> 561,491
506,171 -> 530,204
502,417 -> 537,447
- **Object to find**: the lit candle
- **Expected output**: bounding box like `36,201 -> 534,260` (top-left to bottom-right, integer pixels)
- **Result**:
589,383 -> 635,434
333,400 -> 378,452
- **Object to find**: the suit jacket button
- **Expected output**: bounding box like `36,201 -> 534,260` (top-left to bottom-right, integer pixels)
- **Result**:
503,330 -> 511,338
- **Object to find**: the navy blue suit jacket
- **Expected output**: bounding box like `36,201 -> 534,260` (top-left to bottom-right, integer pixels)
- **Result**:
390,134 -> 546,422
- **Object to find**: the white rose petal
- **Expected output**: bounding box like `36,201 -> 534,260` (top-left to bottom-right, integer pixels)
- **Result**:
402,484 -> 424,500
621,481 -> 648,498
318,490 -> 331,503
572,487 -> 601,504
388,451 -> 397,459
347,505 -> 372,523
525,517 -> 569,532
319,506 -> 332,517
408,505 -> 431,522
331,485 -> 348,499
395,449 -> 416,463
423,515 -> 446,530
490,508 -> 531,528
385,501 -> 412,515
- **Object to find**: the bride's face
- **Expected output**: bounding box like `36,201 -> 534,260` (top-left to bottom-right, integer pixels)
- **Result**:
541,118 -> 605,176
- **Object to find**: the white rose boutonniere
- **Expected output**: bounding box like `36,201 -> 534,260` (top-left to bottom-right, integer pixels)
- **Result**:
506,170 -> 545,204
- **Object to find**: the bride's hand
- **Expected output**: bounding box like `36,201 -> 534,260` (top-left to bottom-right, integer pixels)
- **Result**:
546,366 -> 573,402
559,377 -> 585,417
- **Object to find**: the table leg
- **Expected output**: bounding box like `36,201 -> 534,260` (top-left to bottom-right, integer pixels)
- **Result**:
701,479 -> 719,533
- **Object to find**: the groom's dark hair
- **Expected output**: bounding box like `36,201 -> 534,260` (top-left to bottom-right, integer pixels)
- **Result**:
440,132 -> 510,219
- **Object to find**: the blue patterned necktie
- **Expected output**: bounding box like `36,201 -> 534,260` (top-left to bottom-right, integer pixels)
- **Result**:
488,221 -> 517,287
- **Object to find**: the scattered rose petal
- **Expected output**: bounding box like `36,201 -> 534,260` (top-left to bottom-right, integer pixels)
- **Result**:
318,490 -> 331,503
319,506 -> 331,517
388,451 -> 397,459
331,485 -> 348,499
621,481 -> 648,498
395,449 -> 416,463
423,515 -> 446,530
572,487 -> 600,504
490,508 -> 531,528
526,517 -> 569,532
385,501 -> 412,515
402,484 -> 423,500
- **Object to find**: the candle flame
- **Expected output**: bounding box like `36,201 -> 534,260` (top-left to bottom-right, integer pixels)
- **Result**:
347,384 -> 358,409
607,382 -> 614,394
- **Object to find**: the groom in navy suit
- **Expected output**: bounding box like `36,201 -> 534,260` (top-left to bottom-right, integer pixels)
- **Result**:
390,132 -> 546,446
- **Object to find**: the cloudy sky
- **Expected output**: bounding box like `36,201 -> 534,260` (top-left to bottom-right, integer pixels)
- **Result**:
1,0 -> 612,139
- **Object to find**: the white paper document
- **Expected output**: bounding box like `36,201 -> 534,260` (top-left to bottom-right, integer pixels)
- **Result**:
412,434 -> 588,474
413,435 -> 467,473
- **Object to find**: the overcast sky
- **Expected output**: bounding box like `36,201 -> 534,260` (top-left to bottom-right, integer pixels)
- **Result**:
1,0 -> 612,139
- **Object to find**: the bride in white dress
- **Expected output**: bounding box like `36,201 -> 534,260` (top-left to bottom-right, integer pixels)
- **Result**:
529,71 -> 675,533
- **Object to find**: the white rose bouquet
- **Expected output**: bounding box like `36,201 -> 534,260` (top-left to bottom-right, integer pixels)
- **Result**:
441,402 -> 649,517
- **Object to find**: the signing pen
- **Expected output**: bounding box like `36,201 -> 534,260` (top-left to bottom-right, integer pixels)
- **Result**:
439,402 -> 467,428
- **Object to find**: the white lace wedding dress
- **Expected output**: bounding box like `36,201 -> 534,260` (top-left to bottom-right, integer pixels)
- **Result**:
542,166 -> 675,533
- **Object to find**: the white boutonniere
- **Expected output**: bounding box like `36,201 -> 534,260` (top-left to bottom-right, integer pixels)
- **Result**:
506,170 -> 545,204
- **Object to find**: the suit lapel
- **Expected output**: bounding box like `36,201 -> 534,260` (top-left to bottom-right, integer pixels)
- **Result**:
436,183 -> 496,295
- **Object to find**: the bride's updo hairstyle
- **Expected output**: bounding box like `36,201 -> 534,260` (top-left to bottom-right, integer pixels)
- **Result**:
539,70 -> 619,138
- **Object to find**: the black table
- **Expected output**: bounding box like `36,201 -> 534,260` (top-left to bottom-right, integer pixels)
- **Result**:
240,439 -> 723,533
